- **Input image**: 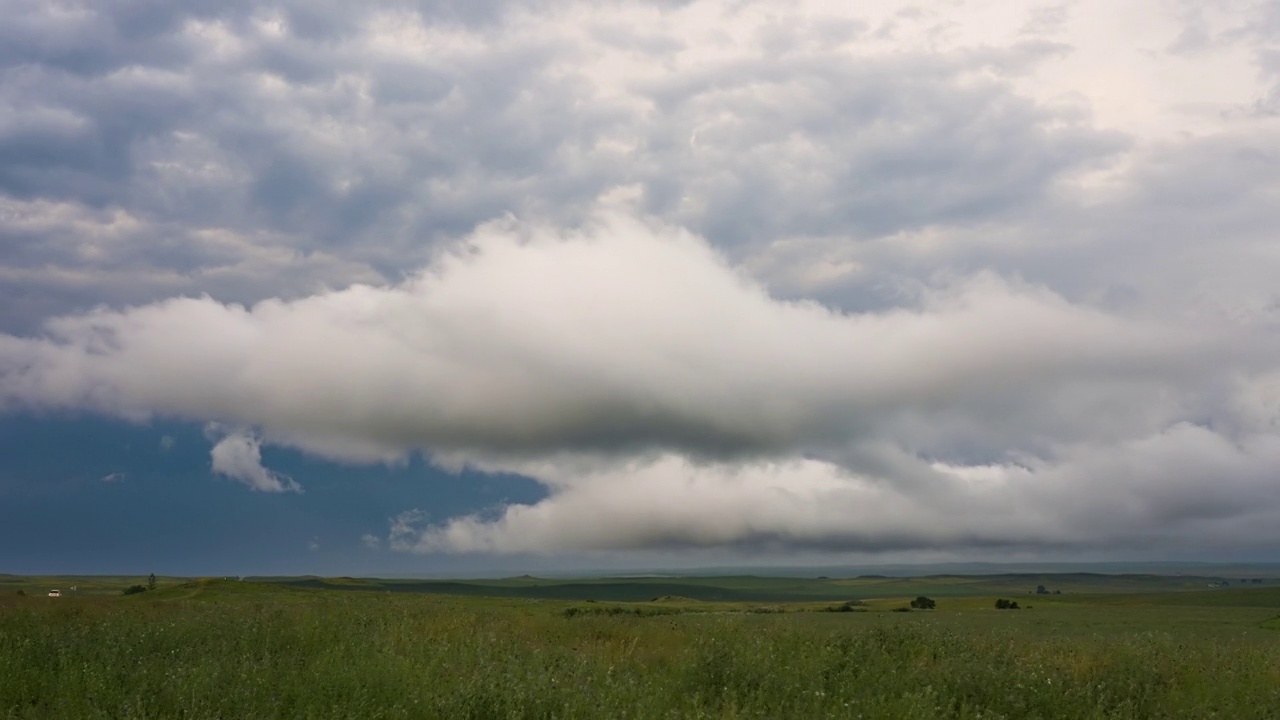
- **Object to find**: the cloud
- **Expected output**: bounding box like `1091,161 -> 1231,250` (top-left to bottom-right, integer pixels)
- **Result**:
209,429 -> 301,493
99,472 -> 125,483
361,533 -> 381,550
2,209 -> 1278,553
388,509 -> 426,552
404,423 -> 1280,555
0,0 -> 1214,332
2,0 -> 1280,559
0,210 -> 1227,461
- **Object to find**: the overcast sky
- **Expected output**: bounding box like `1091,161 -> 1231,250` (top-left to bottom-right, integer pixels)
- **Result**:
2,0 -> 1279,575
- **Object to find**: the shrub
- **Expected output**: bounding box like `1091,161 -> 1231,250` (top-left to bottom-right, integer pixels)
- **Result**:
909,596 -> 936,610
564,605 -> 674,618
823,600 -> 867,612
121,585 -> 148,596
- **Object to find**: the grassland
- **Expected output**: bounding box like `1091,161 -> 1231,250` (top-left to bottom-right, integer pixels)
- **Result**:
2,574 -> 1279,718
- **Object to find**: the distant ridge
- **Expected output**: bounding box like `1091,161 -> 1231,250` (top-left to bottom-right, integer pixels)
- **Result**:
559,561 -> 1280,580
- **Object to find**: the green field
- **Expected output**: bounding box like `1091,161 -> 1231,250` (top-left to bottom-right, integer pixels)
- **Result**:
2,574 -> 1279,718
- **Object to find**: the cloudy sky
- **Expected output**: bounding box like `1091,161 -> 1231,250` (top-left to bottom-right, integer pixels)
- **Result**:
2,0 -> 1279,575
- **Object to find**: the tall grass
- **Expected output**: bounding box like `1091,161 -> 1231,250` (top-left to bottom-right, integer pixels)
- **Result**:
2,591 -> 1278,719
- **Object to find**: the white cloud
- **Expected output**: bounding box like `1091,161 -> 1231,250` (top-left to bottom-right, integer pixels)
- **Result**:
2,209 -> 1278,552
389,509 -> 426,552
209,430 -> 301,493
406,423 -> 1280,555
0,210 -> 1227,462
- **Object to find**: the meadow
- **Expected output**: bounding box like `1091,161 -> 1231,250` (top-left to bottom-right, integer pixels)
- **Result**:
2,574 -> 1279,719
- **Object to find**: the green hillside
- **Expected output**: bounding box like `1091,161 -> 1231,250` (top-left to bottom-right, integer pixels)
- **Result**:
249,572 -> 1278,603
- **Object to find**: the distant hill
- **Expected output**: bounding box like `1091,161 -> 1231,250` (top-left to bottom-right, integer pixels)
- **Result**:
251,572 -> 1279,603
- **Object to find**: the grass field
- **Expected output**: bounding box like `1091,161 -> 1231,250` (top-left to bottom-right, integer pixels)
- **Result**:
2,575 -> 1279,718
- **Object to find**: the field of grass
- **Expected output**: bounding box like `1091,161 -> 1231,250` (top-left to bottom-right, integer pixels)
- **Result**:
2,575 -> 1279,718
0,574 -> 181,598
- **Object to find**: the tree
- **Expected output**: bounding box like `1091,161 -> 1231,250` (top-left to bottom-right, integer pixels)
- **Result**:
995,598 -> 1020,610
1035,585 -> 1049,595
148,573 -> 157,591
909,596 -> 936,610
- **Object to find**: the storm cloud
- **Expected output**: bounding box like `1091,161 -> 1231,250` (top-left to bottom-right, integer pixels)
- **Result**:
2,0 -> 1279,559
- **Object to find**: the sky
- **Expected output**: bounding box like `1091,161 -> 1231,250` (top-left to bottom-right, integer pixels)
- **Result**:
2,0 -> 1280,576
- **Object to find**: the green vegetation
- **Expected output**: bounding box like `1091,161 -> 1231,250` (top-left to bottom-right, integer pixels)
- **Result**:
0,574 -> 184,598
242,570 -> 1278,603
2,575 -> 1279,718
909,595 -> 936,609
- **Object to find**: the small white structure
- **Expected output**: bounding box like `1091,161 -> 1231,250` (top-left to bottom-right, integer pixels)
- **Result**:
47,589 -> 61,597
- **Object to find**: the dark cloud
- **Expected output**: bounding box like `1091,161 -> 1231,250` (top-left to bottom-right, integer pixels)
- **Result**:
0,0 -> 1127,327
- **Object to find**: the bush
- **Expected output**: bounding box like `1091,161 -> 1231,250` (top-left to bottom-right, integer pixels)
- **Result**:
995,598 -> 1020,610
909,596 -> 936,610
564,605 -> 676,618
823,600 -> 867,612
121,585 -> 148,596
